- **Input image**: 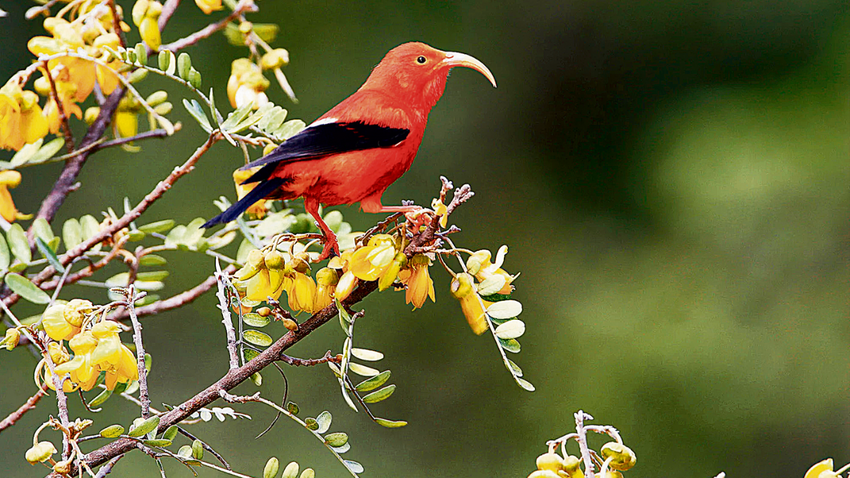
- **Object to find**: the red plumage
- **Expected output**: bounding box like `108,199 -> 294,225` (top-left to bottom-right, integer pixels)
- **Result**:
204,42 -> 496,259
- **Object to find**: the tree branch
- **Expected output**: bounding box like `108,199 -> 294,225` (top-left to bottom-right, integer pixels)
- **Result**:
160,0 -> 258,52
0,384 -> 48,433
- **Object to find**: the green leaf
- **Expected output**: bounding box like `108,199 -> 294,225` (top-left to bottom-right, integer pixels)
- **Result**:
137,271 -> 169,282
134,42 -> 148,66
275,119 -> 306,140
181,218 -> 206,247
375,418 -> 408,428
80,215 -> 102,252
282,461 -> 299,478
351,348 -> 383,361
144,438 -> 172,447
324,432 -> 348,447
138,219 -> 175,234
263,457 -> 280,478
504,358 -> 523,377
7,224 -> 30,264
5,274 -> 50,304
32,219 -> 53,244
177,445 -> 193,459
243,330 -> 273,347
498,337 -> 521,353
315,411 -> 332,434
36,238 -> 64,273
99,424 -> 125,438
62,218 -> 83,251
0,233 -> 10,270
344,460 -> 364,474
162,425 -> 178,441
221,103 -> 253,132
177,52 -> 192,80
362,384 -> 396,403
257,106 -> 287,133
10,139 -> 42,166
88,389 -> 112,408
285,401 -> 299,415
487,300 -> 523,319
515,377 -> 535,392
28,137 -> 65,164
494,319 -> 525,340
191,439 -> 204,459
158,49 -> 174,74
139,254 -> 167,266
244,348 -> 259,361
253,23 -> 279,43
182,99 -> 212,132
164,225 -> 186,247
304,417 -> 318,430
128,415 -> 160,437
348,363 -> 379,377
243,313 -> 270,327
251,371 -> 262,386
354,370 -> 391,392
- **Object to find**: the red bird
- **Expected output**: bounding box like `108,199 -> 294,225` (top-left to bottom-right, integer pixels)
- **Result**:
203,42 -> 496,259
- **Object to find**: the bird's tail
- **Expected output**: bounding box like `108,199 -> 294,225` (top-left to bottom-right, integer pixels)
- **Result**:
202,178 -> 286,228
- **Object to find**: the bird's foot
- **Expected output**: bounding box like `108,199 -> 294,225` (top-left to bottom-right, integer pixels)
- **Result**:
317,236 -> 340,261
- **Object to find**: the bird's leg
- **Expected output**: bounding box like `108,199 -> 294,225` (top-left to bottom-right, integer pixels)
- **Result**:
304,197 -> 339,261
360,198 -> 432,222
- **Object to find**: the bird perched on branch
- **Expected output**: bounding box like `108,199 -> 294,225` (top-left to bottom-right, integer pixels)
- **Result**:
203,42 -> 497,259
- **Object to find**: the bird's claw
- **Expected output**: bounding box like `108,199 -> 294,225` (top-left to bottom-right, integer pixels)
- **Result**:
317,236 -> 340,261
403,207 -> 437,230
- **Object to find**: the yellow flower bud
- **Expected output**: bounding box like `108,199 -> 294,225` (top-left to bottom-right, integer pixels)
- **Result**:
33,76 -> 51,96
42,302 -> 80,341
257,307 -> 271,317
84,107 -> 101,125
261,49 -> 289,70
315,267 -> 339,310
139,16 -> 161,50
334,271 -> 358,302
132,0 -> 151,26
48,342 -> 70,365
528,471 -> 560,478
53,459 -> 72,474
147,0 -> 163,17
563,455 -> 582,474
282,318 -> 298,331
600,442 -> 636,471
2,328 -> 20,350
450,273 -> 488,335
378,252 -> 406,291
25,441 -> 56,464
536,453 -> 565,472
264,250 -> 285,269
63,299 -> 92,327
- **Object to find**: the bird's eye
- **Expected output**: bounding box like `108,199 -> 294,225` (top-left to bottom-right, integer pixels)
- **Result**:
416,56 -> 427,64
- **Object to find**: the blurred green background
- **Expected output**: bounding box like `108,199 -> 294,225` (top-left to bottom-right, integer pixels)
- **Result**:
2,0 -> 850,477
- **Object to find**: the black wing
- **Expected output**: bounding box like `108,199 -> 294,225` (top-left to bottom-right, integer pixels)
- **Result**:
241,121 -> 409,183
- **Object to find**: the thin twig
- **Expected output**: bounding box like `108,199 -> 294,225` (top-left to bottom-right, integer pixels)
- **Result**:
93,127 -> 174,151
279,350 -> 340,367
575,411 -> 596,478
4,134 -> 220,310
41,60 -> 75,154
106,0 -> 127,48
125,286 -> 151,418
215,259 -> 240,369
160,0 -> 258,52
0,384 -> 48,433
175,426 -> 231,470
93,455 -> 123,478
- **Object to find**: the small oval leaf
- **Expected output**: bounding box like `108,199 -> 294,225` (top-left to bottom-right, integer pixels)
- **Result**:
315,411 -> 332,434
487,300 -> 523,319
138,219 -> 175,234
5,274 -> 50,304
375,418 -> 408,428
243,330 -> 273,347
7,224 -> 30,263
128,416 -> 160,437
324,432 -> 348,447
144,439 -> 173,447
344,460 -> 364,474
139,254 -> 168,266
99,424 -> 125,438
243,313 -> 270,328
62,218 -> 83,251
354,370 -> 391,392
515,377 -> 536,392
162,425 -> 178,441
350,348 -> 384,361
348,363 -> 379,377
494,319 -> 526,340
362,384 -> 396,404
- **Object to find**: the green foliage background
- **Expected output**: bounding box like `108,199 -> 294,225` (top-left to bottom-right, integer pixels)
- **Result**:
2,0 -> 849,477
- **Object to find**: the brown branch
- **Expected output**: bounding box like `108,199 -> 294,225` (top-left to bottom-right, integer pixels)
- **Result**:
157,0 -> 181,31
0,384 -> 48,433
106,0 -> 127,49
279,350 -> 341,367
71,280 -> 378,474
6,135 -> 220,310
38,238 -> 128,291
160,0 -> 258,52
93,127 -> 174,151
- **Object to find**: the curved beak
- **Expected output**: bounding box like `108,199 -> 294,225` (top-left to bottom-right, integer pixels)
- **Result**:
442,51 -> 497,88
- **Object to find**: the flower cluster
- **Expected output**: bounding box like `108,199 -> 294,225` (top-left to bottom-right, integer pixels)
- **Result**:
37,299 -> 138,391
2,1 -> 128,151
805,459 -> 850,478
529,442 -> 636,478
227,58 -> 271,110
450,245 -> 517,334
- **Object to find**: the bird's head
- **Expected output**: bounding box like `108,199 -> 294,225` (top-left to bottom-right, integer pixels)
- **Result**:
361,42 -> 496,109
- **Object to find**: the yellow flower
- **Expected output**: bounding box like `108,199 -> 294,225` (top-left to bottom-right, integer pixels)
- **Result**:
42,302 -> 81,341
54,330 -> 99,391
48,342 -> 70,365
431,197 -> 448,228
227,59 -> 270,109
0,170 -> 30,223
89,321 -> 138,390
315,268 -> 339,311
466,246 -> 517,296
804,459 -> 848,478
195,0 -> 223,14
25,441 -> 56,464
450,273 -> 489,335
0,80 -> 49,151
401,255 -> 435,309
334,270 -> 358,302
286,272 -> 316,313
233,167 -> 269,218
349,235 -> 397,281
